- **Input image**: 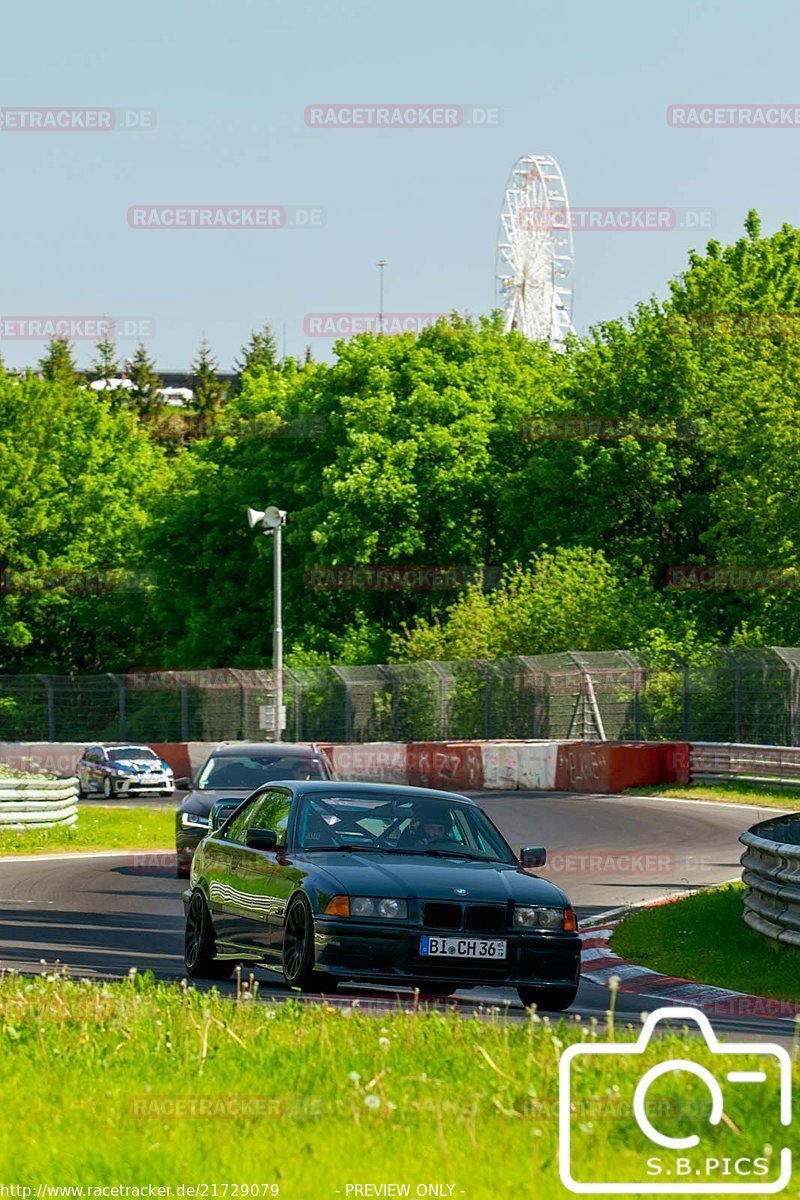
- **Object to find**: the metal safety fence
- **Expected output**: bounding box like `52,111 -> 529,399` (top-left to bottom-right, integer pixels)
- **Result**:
2,647 -> 800,745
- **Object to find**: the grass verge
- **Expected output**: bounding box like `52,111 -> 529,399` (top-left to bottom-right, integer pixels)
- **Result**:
0,804 -> 173,856
624,780 -> 799,809
612,882 -> 800,1001
0,971 -> 795,1193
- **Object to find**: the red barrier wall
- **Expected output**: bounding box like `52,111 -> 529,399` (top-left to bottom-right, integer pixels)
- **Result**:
149,743 -> 192,779
555,741 -> 689,793
406,742 -> 484,791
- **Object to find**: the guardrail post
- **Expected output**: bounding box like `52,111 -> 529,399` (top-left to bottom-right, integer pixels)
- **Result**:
331,666 -> 353,742
180,682 -> 189,741
722,649 -> 743,741
770,647 -> 799,745
483,665 -> 494,739
281,667 -> 301,741
37,674 -> 56,741
107,673 -> 127,740
670,651 -> 691,739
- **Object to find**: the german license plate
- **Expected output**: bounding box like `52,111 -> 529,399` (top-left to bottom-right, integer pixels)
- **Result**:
419,936 -> 507,959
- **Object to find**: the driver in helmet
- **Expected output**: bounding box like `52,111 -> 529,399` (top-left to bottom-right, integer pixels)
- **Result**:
401,801 -> 453,848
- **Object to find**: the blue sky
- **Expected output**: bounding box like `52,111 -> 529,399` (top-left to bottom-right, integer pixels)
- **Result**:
1,0 -> 797,369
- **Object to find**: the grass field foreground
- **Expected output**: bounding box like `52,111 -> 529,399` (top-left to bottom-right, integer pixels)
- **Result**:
0,971 -> 796,1195
0,804 -> 173,855
612,882 -> 800,1001
624,780 -> 800,809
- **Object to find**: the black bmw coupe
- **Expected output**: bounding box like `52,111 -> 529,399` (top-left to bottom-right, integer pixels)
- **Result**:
183,781 -> 581,1010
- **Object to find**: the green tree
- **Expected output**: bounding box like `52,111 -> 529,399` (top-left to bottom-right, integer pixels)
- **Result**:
38,338 -> 77,387
0,374 -> 169,671
128,342 -> 163,419
234,324 -> 279,383
191,338 -> 226,417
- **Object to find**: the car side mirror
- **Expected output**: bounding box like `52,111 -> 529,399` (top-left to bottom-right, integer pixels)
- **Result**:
175,777 -> 192,790
209,798 -> 241,831
520,846 -> 546,869
247,827 -> 278,851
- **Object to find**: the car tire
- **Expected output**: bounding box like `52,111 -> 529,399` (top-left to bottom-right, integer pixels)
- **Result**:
517,985 -> 578,1012
184,891 -> 235,981
77,779 -> 86,799
102,776 -> 113,800
282,895 -> 324,992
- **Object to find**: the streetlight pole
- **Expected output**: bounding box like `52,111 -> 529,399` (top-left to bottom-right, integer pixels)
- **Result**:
376,259 -> 387,332
246,505 -> 287,740
272,518 -> 283,741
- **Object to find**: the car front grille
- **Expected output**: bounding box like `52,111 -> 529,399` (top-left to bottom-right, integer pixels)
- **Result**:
421,901 -> 506,933
421,902 -> 462,930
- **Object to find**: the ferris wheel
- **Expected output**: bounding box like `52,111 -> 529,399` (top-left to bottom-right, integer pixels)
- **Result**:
495,154 -> 575,350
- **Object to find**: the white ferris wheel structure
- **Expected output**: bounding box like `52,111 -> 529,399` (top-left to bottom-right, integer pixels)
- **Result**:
495,154 -> 575,350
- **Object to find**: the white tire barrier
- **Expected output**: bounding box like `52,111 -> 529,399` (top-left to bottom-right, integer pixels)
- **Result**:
739,813 -> 800,949
0,777 -> 79,829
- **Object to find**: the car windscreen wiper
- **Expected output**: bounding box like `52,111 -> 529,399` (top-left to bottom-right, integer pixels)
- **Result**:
417,848 -> 501,861
367,845 -> 503,862
301,843 -> 388,852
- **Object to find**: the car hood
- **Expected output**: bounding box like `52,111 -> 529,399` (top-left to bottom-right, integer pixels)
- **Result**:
299,851 -> 572,908
112,757 -> 168,772
179,788 -> 251,815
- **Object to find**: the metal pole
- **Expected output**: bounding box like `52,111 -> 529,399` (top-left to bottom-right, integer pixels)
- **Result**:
376,260 -> 387,332
273,521 -> 283,741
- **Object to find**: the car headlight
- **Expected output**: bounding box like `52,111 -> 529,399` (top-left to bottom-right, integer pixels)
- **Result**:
181,812 -> 210,830
514,905 -> 575,931
326,895 -> 407,919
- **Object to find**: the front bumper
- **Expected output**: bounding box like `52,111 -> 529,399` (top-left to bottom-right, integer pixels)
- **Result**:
109,776 -> 174,795
175,824 -> 207,872
312,919 -> 581,990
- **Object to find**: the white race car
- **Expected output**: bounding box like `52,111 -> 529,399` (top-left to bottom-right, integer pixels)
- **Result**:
76,743 -> 175,799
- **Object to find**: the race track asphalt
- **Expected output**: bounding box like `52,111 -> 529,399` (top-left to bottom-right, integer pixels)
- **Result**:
0,789 -> 788,1036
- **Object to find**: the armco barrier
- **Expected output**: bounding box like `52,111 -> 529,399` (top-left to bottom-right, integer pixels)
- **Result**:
555,741 -> 689,793
0,776 -> 78,828
691,742 -> 800,787
739,813 -> 800,948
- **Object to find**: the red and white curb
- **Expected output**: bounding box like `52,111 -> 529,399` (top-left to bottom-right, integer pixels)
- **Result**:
580,895 -> 800,1024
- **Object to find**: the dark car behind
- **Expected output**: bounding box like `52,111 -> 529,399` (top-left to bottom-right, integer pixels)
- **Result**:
175,741 -> 333,876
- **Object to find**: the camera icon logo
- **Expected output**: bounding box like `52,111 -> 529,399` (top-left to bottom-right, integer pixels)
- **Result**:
558,1006 -> 792,1194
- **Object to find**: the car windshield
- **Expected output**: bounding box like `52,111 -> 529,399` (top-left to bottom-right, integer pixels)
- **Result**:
108,746 -> 158,762
295,791 -> 516,863
197,753 -> 326,791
